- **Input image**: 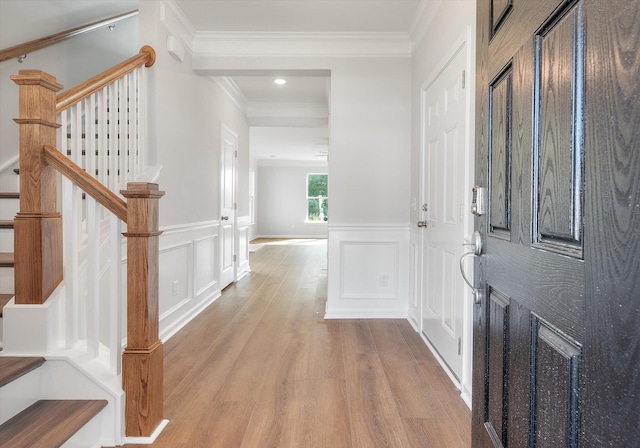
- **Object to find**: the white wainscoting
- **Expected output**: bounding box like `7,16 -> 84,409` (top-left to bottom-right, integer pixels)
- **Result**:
236,216 -> 251,281
408,228 -> 422,329
325,225 -> 410,319
154,221 -> 221,341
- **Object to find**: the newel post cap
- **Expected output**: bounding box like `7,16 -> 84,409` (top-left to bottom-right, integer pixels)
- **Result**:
121,182 -> 165,199
11,69 -> 63,91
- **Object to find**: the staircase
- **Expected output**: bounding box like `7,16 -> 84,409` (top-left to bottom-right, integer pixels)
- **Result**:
0,189 -> 18,348
0,171 -> 118,448
0,46 -> 165,446
0,357 -> 107,447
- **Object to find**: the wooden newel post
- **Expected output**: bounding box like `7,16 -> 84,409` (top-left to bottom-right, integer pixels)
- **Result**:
121,182 -> 165,437
11,70 -> 63,304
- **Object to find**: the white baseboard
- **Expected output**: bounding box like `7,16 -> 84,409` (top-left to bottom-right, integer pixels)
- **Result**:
160,290 -> 221,343
251,234 -> 327,240
324,309 -> 408,319
125,419 -> 169,445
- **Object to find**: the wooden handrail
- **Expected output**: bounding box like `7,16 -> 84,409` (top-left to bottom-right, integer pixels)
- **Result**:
43,145 -> 128,222
56,46 -> 156,113
0,10 -> 139,64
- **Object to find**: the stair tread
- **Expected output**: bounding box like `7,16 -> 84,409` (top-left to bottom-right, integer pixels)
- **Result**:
0,399 -> 107,448
0,356 -> 46,388
0,220 -> 14,229
0,192 -> 19,199
0,293 -> 12,318
0,252 -> 14,267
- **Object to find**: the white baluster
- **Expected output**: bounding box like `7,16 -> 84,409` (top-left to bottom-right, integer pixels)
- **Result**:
86,197 -> 100,357
96,89 -> 106,192
120,74 -> 135,186
118,76 -> 126,191
108,83 -> 118,193
109,216 -> 123,375
139,66 -> 148,179
87,96 -> 97,185
62,178 -> 81,348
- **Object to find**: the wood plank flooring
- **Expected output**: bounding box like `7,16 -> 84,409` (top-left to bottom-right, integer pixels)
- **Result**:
117,239 -> 470,447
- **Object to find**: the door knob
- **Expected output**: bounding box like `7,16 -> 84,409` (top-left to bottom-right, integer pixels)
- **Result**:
417,221 -> 428,228
460,231 -> 483,304
221,216 -> 229,221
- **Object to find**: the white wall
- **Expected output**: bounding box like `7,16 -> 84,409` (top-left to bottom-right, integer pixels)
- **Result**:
138,0 -> 252,335
256,164 -> 328,238
139,1 -> 250,227
409,0 -> 476,405
193,52 -> 412,318
328,58 -> 412,318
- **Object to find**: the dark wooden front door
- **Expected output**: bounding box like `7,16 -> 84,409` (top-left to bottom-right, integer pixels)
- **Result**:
472,0 -> 640,446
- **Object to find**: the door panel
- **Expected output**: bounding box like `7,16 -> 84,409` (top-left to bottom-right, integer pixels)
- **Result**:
489,66 -> 512,238
421,44 -> 468,380
535,2 -> 585,255
473,0 -> 640,446
484,288 -> 510,447
532,317 -> 582,447
220,125 -> 237,290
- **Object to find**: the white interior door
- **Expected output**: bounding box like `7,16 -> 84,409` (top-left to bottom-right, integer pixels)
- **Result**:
220,124 -> 237,290
420,45 -> 468,380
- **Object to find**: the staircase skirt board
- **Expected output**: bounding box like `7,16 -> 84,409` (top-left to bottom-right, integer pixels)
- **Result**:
0,357 -> 45,387
0,399 -> 107,448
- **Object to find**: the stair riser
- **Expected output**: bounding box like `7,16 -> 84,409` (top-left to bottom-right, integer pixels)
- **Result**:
0,230 -> 14,253
60,410 -> 109,448
0,168 -> 19,193
0,269 -> 13,295
0,365 -> 42,425
0,199 -> 19,219
0,358 -> 123,447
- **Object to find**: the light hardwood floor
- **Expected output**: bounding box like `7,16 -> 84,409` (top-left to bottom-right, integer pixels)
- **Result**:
118,239 -> 470,447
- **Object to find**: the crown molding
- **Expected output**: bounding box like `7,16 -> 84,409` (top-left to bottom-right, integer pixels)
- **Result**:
246,102 -> 328,118
192,31 -> 413,57
161,0 -> 443,58
257,159 -> 328,167
408,0 -> 443,52
246,102 -> 329,127
160,0 -> 196,51
212,77 -> 248,112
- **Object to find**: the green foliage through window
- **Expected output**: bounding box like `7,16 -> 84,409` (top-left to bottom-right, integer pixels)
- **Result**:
307,174 -> 328,222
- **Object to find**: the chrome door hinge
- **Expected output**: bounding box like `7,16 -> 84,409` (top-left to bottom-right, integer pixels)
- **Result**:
233,254 -> 237,262
462,70 -> 466,89
234,150 -> 238,158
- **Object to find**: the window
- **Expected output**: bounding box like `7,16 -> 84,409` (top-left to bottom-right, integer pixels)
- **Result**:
307,173 -> 328,222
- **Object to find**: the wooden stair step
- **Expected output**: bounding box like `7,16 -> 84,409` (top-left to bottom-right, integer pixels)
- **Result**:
0,294 -> 13,318
0,356 -> 46,388
0,192 -> 19,199
0,399 -> 107,448
0,253 -> 14,267
0,220 -> 14,229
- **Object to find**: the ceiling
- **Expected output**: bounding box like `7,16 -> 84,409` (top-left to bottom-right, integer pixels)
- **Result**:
172,0 -> 423,163
172,0 -> 422,33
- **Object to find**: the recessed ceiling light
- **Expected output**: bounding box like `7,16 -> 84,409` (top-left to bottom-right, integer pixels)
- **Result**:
274,78 -> 286,85
270,154 -> 277,158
